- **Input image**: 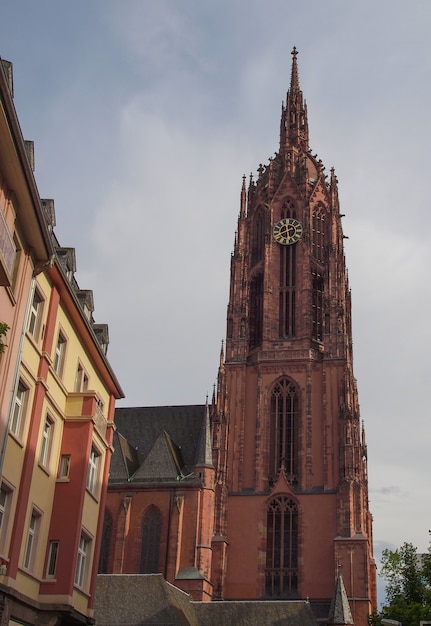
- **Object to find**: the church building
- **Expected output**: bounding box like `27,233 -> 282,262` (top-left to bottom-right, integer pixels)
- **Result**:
100,49 -> 377,625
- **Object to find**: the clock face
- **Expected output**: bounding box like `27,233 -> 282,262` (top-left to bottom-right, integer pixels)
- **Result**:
273,218 -> 303,245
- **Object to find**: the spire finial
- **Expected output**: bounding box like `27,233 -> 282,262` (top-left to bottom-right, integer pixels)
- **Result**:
290,46 -> 300,93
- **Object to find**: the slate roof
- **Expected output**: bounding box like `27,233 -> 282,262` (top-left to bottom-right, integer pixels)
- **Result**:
95,574 -> 200,626
94,575 -> 318,626
110,405 -> 208,485
194,600 -> 318,626
326,569 -> 354,625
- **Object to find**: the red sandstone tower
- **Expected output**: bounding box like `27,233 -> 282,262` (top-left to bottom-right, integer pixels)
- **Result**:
210,48 -> 377,623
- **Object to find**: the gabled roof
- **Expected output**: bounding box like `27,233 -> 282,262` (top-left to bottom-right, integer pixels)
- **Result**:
133,431 -> 184,482
95,574 -> 200,626
110,405 -> 208,486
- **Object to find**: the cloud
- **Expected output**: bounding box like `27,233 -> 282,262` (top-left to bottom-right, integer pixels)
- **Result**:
2,0 -> 431,604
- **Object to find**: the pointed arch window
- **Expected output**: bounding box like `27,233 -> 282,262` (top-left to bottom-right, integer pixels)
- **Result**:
279,200 -> 297,338
269,378 -> 299,484
249,272 -> 263,349
140,506 -> 162,574
311,205 -> 325,263
251,208 -> 265,266
312,271 -> 324,342
265,495 -> 299,598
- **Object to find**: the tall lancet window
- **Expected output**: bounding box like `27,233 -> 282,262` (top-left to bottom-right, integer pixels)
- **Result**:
249,272 -> 264,349
251,208 -> 265,266
269,378 -> 299,484
265,495 -> 299,598
311,204 -> 325,263
279,199 -> 297,338
312,271 -> 324,342
140,506 -> 162,573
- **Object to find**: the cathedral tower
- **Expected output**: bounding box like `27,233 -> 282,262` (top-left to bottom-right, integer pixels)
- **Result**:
211,48 -> 376,623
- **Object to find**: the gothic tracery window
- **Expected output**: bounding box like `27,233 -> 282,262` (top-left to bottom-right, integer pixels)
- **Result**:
311,205 -> 325,263
251,209 -> 265,266
265,495 -> 299,598
249,272 -> 263,349
140,506 -> 162,574
269,378 -> 299,484
279,199 -> 297,338
311,271 -> 324,342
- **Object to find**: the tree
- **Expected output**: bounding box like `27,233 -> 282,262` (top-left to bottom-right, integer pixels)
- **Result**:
372,536 -> 431,626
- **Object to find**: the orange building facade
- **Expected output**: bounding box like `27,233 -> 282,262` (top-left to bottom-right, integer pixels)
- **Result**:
102,49 -> 376,623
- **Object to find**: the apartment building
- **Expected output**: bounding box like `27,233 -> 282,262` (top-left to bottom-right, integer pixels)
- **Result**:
0,59 -> 123,626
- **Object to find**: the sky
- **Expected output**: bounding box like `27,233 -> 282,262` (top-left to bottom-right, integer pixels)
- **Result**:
1,0 -> 430,606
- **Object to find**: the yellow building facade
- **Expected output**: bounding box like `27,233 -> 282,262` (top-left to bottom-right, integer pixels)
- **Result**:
0,59 -> 123,626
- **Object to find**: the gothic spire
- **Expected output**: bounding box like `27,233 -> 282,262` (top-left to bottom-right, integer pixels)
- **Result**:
280,47 -> 309,154
290,45 -> 300,95
195,399 -> 213,467
240,174 -> 247,218
327,566 -> 354,625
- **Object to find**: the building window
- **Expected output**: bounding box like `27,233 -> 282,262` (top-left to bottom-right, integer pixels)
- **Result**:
269,378 -> 299,484
0,483 -> 12,549
10,380 -> 28,437
0,486 -> 8,533
0,205 -> 16,285
279,200 -> 297,338
86,447 -> 100,494
312,271 -> 324,342
53,331 -> 66,377
39,415 -> 54,469
46,540 -> 59,577
265,495 -> 299,599
140,507 -> 162,574
24,509 -> 41,570
10,233 -> 22,292
251,209 -> 265,266
58,455 -> 71,479
74,363 -> 89,392
75,532 -> 91,588
27,289 -> 43,339
249,272 -> 264,349
311,206 -> 325,263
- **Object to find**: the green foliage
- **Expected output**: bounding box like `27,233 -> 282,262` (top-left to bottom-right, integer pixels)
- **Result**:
373,534 -> 431,626
381,542 -> 425,604
0,322 -> 9,355
367,609 -> 382,625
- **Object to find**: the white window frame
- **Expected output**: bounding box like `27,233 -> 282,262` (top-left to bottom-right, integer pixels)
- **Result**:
46,540 -> 59,578
74,531 -> 91,588
53,330 -> 66,377
10,380 -> 28,437
86,446 -> 100,494
24,509 -> 41,570
0,482 -> 12,550
27,289 -> 43,340
39,415 -> 54,469
58,454 -> 71,479
74,363 -> 89,392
